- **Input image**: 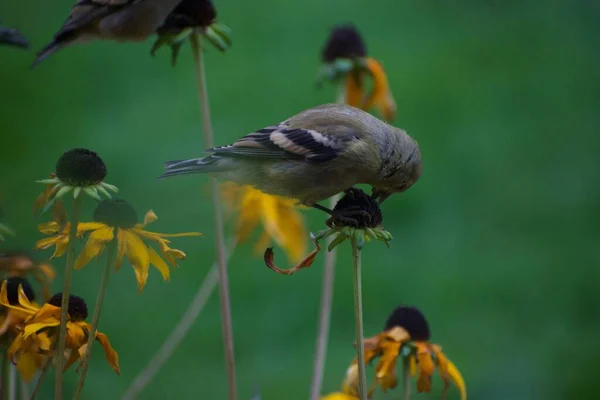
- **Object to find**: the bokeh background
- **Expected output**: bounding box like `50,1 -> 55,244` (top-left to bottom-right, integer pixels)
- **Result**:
1,0 -> 599,399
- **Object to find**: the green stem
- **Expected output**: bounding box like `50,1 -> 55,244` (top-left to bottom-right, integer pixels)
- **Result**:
29,358 -> 52,400
1,350 -> 7,400
403,357 -> 411,400
120,239 -> 236,400
7,364 -> 15,400
190,32 -> 237,400
309,195 -> 339,400
351,237 -> 367,400
54,195 -> 82,399
73,237 -> 118,399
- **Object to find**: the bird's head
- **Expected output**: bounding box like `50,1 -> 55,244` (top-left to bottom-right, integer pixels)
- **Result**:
372,140 -> 422,204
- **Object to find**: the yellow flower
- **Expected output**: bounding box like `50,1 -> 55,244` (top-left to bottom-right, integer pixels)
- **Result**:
342,306 -> 466,400
37,199 -> 202,291
0,251 -> 55,300
344,58 -> 397,122
321,393 -> 359,400
221,183 -> 307,263
0,282 -> 119,377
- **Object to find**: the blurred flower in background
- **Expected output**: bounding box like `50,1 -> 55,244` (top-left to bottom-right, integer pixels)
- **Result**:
0,251 -> 55,300
221,183 -> 307,263
317,24 -> 396,122
0,282 -> 120,375
0,199 -> 15,242
341,306 -> 466,399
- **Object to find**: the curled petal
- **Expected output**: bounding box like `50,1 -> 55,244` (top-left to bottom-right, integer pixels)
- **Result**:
124,231 -> 150,290
38,222 -> 59,235
74,227 -> 114,270
148,246 -> 170,281
95,332 -> 120,375
143,210 -> 158,227
264,235 -> 321,275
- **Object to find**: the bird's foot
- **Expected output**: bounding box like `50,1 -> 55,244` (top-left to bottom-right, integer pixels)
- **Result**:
326,207 -> 372,228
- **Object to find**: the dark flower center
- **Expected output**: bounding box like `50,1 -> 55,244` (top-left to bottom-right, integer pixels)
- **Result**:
4,277 -> 35,305
94,199 -> 138,229
385,306 -> 430,341
47,292 -> 88,321
329,188 -> 383,228
322,24 -> 367,63
55,148 -> 107,186
157,0 -> 217,33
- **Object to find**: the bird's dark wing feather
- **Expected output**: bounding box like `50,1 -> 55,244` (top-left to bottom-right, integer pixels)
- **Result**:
210,123 -> 356,162
61,0 -> 135,35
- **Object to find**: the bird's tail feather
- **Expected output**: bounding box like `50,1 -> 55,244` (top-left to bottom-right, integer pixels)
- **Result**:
32,40 -> 65,68
159,155 -> 225,179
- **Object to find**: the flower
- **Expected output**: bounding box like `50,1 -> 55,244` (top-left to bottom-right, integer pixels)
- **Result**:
342,306 -> 466,400
151,0 -> 231,65
35,149 -> 119,213
37,199 -> 202,291
321,393 -> 358,400
0,282 -> 120,376
264,188 -> 390,275
221,183 -> 307,263
0,251 -> 55,300
317,24 -> 397,122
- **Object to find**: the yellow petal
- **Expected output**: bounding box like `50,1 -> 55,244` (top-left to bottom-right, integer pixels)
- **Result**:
34,236 -> 60,251
344,72 -> 364,108
15,352 -> 44,382
321,393 -> 359,400
362,58 -> 396,122
341,361 -> 359,396
445,359 -> 466,400
95,332 -> 120,375
64,349 -> 80,371
410,354 -> 418,377
38,263 -> 56,280
416,343 -> 435,393
22,321 -> 60,337
375,339 -> 401,391
143,210 -> 158,226
124,231 -> 150,290
38,222 -> 59,235
269,196 -> 307,263
148,246 -> 170,281
115,230 -> 127,270
132,228 -> 201,240
76,222 -> 107,235
53,237 -> 69,258
235,188 -> 263,243
74,227 -> 114,270
17,285 -> 39,312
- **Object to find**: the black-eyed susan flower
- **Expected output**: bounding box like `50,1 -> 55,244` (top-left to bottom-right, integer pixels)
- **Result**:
321,393 -> 358,400
342,306 -> 466,400
0,282 -> 120,375
35,149 -> 118,213
0,251 -> 55,300
221,183 -> 307,263
151,0 -> 231,65
317,24 -> 397,122
38,199 -> 202,291
265,188 -> 391,275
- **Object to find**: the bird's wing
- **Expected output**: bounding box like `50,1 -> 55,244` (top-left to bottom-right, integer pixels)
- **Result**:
60,0 -> 135,34
211,122 -> 358,162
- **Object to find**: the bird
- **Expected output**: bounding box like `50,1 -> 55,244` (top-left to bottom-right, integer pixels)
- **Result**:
0,24 -> 29,49
33,0 -> 186,66
161,104 -> 422,214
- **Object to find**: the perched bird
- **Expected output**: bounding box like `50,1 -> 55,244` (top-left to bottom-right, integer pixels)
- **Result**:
161,104 -> 422,213
34,0 -> 186,66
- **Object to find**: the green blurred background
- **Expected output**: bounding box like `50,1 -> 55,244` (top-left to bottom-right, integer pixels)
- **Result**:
1,0 -> 599,399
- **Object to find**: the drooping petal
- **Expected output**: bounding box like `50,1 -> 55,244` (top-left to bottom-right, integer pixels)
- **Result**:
321,393 -> 359,400
235,188 -> 263,243
53,237 -> 69,258
15,352 -> 44,382
76,222 -> 108,235
148,246 -> 170,281
264,195 -> 307,263
63,349 -> 81,371
375,339 -> 401,391
433,345 -> 466,400
38,263 -> 56,280
74,227 -> 114,270
415,342 -> 435,393
34,236 -> 60,251
344,71 -> 364,108
115,230 -> 127,270
95,332 -> 120,375
142,210 -> 158,227
17,285 -> 39,312
38,221 -> 60,235
362,58 -> 396,122
123,231 -> 150,290
66,322 -> 87,349
0,282 -> 37,315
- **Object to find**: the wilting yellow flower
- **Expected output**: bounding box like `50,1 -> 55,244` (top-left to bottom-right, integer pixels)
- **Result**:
344,58 -> 396,122
0,282 -> 119,377
0,251 -> 55,300
36,200 -> 202,291
342,306 -> 466,400
221,183 -> 307,262
321,393 -> 358,400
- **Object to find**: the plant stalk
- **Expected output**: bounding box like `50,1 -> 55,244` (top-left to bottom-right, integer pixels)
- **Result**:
54,195 -> 82,399
351,237 -> 367,400
403,358 -> 411,400
190,32 -> 237,400
120,239 -> 236,400
30,358 -> 52,400
7,365 -> 15,400
73,237 -> 118,399
309,195 -> 339,400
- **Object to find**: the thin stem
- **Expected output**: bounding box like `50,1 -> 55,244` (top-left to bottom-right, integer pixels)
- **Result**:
403,358 -> 411,400
190,32 -> 237,400
73,237 -> 118,399
351,237 -> 367,400
120,239 -> 236,400
1,351 -> 7,400
7,364 -> 15,400
309,195 -> 339,400
19,379 -> 28,400
54,195 -> 82,399
29,358 -> 52,400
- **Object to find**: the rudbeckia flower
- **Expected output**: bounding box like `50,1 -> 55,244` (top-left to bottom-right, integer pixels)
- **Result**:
221,183 -> 307,263
0,251 -> 55,300
0,282 -> 120,375
35,149 -> 118,213
317,24 -> 397,122
342,306 -> 466,400
321,393 -> 358,400
37,199 -> 202,291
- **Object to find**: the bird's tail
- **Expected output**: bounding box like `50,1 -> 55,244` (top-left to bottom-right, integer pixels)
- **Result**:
159,155 -> 227,179
32,40 -> 65,68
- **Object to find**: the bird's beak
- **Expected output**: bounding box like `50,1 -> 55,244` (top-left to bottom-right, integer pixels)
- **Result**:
371,189 -> 392,204
0,27 -> 29,49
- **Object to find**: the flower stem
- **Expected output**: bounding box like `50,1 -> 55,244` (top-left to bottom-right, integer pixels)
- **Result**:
351,237 -> 367,400
309,195 -> 339,400
54,194 -> 82,399
190,32 -> 237,400
120,239 -> 236,400
29,358 -> 52,400
73,237 -> 118,399
8,364 -> 15,400
403,358 -> 411,400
